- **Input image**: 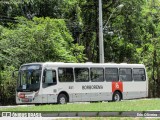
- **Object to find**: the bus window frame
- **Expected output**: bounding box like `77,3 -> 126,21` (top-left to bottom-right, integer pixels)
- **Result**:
58,67 -> 74,82
119,68 -> 133,82
74,67 -> 90,82
105,67 -> 119,82
90,67 -> 104,82
42,69 -> 57,88
132,68 -> 146,81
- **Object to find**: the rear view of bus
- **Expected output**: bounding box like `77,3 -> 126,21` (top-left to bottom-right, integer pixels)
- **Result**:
16,63 -> 42,104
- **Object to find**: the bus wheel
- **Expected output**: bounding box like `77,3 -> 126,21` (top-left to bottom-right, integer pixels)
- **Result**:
112,91 -> 122,102
58,94 -> 67,104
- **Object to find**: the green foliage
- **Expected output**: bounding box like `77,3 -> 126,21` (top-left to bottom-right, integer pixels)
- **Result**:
0,17 -> 85,105
1,0 -> 160,105
0,65 -> 16,105
137,0 -> 160,97
0,0 -> 79,19
0,17 -> 85,65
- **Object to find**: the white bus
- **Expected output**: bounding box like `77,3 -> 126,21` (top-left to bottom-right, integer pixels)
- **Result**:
16,62 -> 148,104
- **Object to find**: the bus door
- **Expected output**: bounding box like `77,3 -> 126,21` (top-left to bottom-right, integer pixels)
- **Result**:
42,69 -> 57,103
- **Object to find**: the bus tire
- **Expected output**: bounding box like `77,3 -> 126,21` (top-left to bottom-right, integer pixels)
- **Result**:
112,91 -> 122,102
57,94 -> 67,104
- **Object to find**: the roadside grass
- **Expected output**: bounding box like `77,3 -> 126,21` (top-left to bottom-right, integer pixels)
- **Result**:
0,99 -> 160,111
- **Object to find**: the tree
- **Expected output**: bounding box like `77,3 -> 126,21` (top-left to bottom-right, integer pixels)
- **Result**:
0,17 -> 86,105
138,0 -> 160,97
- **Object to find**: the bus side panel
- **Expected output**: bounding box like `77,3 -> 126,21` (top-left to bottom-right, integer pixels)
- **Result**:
61,82 -> 113,102
32,94 -> 43,103
123,81 -> 147,100
41,86 -> 58,103
71,93 -> 82,102
52,82 -> 113,102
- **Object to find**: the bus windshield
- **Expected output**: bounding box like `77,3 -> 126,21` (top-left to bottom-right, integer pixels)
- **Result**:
17,65 -> 42,92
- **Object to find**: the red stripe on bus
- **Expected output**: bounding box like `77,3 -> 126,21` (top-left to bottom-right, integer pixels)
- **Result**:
112,82 -> 123,93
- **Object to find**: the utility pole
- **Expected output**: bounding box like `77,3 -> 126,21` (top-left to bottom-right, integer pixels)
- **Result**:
98,1 -> 123,63
99,0 -> 104,63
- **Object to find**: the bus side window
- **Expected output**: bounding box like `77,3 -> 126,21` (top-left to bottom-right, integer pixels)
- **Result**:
75,68 -> 89,82
58,68 -> 74,82
43,70 -> 57,88
105,68 -> 118,82
119,68 -> 132,81
90,68 -> 104,82
52,71 -> 57,83
133,68 -> 146,81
